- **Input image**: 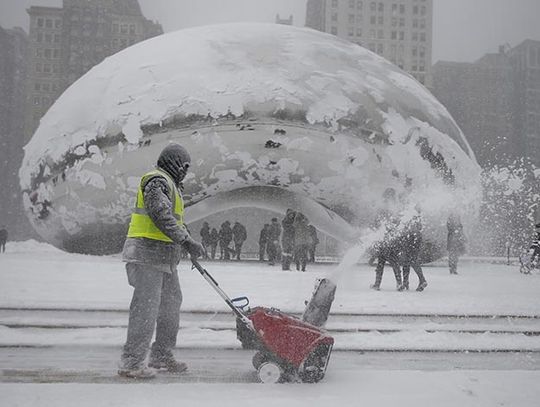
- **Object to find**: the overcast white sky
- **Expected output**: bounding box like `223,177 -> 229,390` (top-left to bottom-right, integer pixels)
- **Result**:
1,0 -> 539,63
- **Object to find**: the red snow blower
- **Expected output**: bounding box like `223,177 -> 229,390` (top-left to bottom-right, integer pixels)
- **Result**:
191,259 -> 335,383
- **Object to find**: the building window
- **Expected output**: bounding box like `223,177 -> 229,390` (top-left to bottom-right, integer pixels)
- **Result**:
369,29 -> 376,38
421,6 -> 426,16
45,34 -> 52,43
34,96 -> 40,105
418,74 -> 425,84
332,0 -> 338,8
420,32 -> 426,42
391,31 -> 397,40
43,63 -> 51,73
36,63 -> 42,72
331,26 -> 337,35
377,29 -> 384,39
348,26 -> 354,36
412,32 -> 418,41
357,1 -> 363,10
377,43 -> 383,54
129,24 -> 136,35
378,2 -> 384,12
54,34 -> 61,43
356,27 -> 362,36
413,19 -> 418,28
112,24 -> 119,34
120,24 -> 128,34
332,13 -> 338,22
400,4 -> 405,14
412,62 -> 418,71
349,0 -> 355,8
34,83 -> 41,91
370,2 -> 376,12
378,16 -> 383,25
419,63 -> 425,72
35,49 -> 43,58
45,19 -> 53,28
392,3 -> 397,14
420,19 -> 426,29
53,49 -> 60,59
43,83 -> 50,92
399,31 -> 404,40
370,15 -> 376,24
44,49 -> 52,59
37,18 -> 44,28
37,33 -> 43,42
391,17 -> 397,27
399,17 -> 405,27
55,19 -> 62,29
42,96 -> 50,105
413,5 -> 419,15
369,43 -> 375,52
412,46 -> 418,57
112,38 -> 118,48
349,14 -> 355,23
419,46 -> 426,58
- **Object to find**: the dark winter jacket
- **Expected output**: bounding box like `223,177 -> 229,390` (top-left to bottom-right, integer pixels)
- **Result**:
200,224 -> 211,245
281,210 -> 296,249
259,225 -> 269,244
267,221 -> 281,243
219,222 -> 233,245
293,213 -> 312,247
209,228 -> 219,245
447,216 -> 466,255
0,228 -> 7,242
308,225 -> 319,246
232,222 -> 247,244
400,215 -> 423,263
122,170 -> 190,272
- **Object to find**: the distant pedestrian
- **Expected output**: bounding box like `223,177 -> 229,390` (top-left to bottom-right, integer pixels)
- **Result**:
293,213 -> 312,272
0,226 -> 7,253
232,221 -> 247,260
219,221 -> 233,260
208,228 -> 219,260
258,224 -> 270,261
308,225 -> 319,263
447,214 -> 466,275
200,222 -> 211,259
267,218 -> 281,266
400,209 -> 427,291
281,209 -> 296,270
371,217 -> 403,291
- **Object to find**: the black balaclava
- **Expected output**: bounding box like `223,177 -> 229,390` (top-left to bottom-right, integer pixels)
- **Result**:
157,144 -> 191,186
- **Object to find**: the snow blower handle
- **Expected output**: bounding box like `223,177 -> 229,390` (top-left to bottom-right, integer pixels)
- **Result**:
190,258 -> 254,331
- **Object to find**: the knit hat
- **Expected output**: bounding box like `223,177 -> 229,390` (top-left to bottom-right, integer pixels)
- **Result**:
157,144 -> 191,184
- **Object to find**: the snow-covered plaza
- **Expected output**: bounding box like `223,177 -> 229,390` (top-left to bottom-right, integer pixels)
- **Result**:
1,240 -> 540,406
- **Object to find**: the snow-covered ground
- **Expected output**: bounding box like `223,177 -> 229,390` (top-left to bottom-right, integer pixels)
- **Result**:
1,240 -> 540,406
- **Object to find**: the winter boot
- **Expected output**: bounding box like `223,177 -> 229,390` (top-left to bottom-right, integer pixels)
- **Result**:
416,281 -> 428,292
117,365 -> 156,379
370,284 -> 380,291
149,352 -> 188,374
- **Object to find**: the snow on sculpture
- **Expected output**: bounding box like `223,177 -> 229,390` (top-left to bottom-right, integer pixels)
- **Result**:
19,23 -> 481,255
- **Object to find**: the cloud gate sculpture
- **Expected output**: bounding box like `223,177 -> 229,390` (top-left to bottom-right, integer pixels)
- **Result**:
20,23 -> 481,255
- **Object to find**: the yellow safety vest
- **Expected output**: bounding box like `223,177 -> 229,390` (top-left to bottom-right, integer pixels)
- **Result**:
127,169 -> 184,242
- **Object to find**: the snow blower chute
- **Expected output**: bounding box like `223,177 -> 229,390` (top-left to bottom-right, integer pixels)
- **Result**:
191,259 -> 335,383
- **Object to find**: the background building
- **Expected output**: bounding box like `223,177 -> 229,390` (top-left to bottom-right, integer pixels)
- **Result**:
24,0 -> 162,140
276,14 -> 294,25
433,40 -> 540,167
305,0 -> 433,86
0,26 -> 31,238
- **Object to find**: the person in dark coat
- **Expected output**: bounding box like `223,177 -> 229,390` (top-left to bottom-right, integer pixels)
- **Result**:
199,222 -> 211,259
281,209 -> 296,270
208,228 -> 219,260
119,144 -> 205,379
293,213 -> 312,272
371,217 -> 404,291
232,221 -> 247,260
308,225 -> 319,263
400,210 -> 427,291
0,226 -> 7,253
447,214 -> 466,275
267,218 -> 281,266
219,221 -> 233,260
258,224 -> 270,261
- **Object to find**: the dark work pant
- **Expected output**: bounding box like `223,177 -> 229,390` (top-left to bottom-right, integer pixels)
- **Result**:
234,241 -> 243,260
294,244 -> 309,271
308,244 -> 317,263
120,263 -> 182,369
402,264 -> 426,287
449,251 -> 460,274
259,241 -> 266,261
209,243 -> 217,260
373,254 -> 402,287
282,242 -> 293,270
267,241 -> 278,264
0,240 -> 5,252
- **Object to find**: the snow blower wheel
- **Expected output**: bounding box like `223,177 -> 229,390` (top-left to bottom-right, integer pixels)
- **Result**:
252,351 -> 268,370
257,362 -> 283,383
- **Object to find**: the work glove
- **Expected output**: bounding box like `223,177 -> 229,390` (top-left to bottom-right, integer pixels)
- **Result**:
183,236 -> 205,259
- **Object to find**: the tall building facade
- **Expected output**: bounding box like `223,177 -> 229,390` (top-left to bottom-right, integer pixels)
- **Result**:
25,0 -> 163,140
509,40 -> 540,164
305,0 -> 433,86
433,40 -> 540,167
0,26 -> 32,238
432,51 -> 515,166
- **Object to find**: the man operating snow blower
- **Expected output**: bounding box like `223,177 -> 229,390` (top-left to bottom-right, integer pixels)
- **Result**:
118,144 -> 205,379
